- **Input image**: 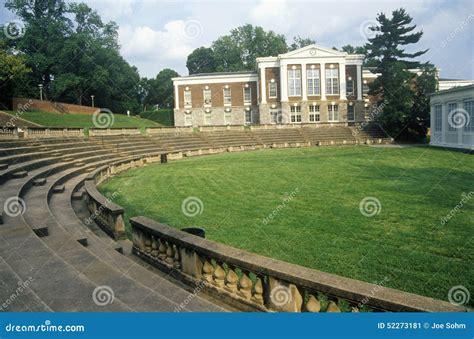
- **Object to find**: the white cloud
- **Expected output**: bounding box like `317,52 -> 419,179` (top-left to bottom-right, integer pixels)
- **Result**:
249,0 -> 297,33
119,20 -> 203,61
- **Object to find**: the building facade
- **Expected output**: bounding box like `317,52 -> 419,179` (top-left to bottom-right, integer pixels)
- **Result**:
173,44 -> 368,127
430,84 -> 474,150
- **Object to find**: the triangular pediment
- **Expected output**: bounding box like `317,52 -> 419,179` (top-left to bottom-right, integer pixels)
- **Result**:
279,44 -> 346,59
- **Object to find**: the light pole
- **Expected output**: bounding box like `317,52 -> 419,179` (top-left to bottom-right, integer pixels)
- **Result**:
91,95 -> 95,107
38,84 -> 43,101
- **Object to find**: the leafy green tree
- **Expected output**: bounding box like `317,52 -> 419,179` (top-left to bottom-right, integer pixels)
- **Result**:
0,44 -> 32,109
186,47 -> 216,75
289,36 -> 315,51
365,8 -> 429,140
212,24 -> 287,71
408,65 -> 437,141
143,68 -> 179,109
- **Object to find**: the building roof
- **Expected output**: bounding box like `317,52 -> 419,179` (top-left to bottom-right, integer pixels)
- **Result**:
175,71 -> 257,79
429,84 -> 474,96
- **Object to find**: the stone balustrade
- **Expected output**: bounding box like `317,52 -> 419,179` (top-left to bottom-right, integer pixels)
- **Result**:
84,153 -> 165,239
130,216 -> 467,313
199,125 -> 246,132
89,128 -> 142,137
146,127 -> 193,135
24,127 -> 84,138
0,127 -> 19,139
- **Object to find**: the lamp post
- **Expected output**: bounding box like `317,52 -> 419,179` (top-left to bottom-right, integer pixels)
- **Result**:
38,84 -> 43,101
91,95 -> 95,107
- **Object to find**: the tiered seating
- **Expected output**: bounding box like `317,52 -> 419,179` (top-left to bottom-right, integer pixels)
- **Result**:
201,130 -> 261,148
252,128 -> 307,146
357,123 -> 392,143
152,132 -> 212,151
301,126 -> 357,145
0,135 -> 227,312
0,125 -> 394,312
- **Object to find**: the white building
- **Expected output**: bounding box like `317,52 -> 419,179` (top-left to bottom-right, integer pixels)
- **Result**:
430,84 -> 474,150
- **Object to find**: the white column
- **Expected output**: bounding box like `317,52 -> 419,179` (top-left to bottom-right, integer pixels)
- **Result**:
260,67 -> 266,104
356,64 -> 362,101
174,84 -> 179,110
320,62 -> 326,101
301,63 -> 307,101
339,62 -> 346,100
280,63 -> 288,102
441,103 -> 446,144
457,100 -> 464,145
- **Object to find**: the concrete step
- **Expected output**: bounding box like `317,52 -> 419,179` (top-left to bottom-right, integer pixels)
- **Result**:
33,178 -> 47,186
12,171 -> 28,178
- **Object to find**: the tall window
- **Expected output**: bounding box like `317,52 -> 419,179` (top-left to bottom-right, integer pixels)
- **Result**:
245,110 -> 252,124
328,104 -> 339,122
184,90 -> 192,107
326,68 -> 339,95
203,89 -> 212,106
223,88 -> 231,106
464,101 -> 474,132
307,69 -> 320,96
347,105 -> 355,121
309,105 -> 320,122
288,69 -> 301,96
290,106 -> 301,123
447,103 -> 457,132
434,105 -> 442,132
269,82 -> 278,98
346,80 -> 354,95
270,110 -> 282,124
243,87 -> 252,105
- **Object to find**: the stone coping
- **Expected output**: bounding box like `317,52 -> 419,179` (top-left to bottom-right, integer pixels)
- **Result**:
131,216 -> 467,313
84,180 -> 124,215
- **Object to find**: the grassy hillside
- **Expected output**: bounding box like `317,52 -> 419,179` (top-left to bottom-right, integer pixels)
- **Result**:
140,109 -> 174,126
4,110 -> 161,128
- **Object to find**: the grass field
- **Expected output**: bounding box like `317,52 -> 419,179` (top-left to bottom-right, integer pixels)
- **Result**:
99,145 -> 474,304
5,110 -> 161,128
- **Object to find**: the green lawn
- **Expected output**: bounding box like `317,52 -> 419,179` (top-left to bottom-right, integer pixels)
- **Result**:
139,109 -> 174,126
99,145 -> 474,305
5,110 -> 161,128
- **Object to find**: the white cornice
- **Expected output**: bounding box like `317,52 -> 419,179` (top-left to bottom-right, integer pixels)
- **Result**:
173,73 -> 258,85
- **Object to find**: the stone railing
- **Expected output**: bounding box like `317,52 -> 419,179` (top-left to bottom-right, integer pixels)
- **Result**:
0,127 -> 19,139
145,127 -> 193,135
250,122 -> 349,130
89,128 -> 142,137
131,216 -> 467,313
23,127 -> 85,138
84,153 -> 165,239
199,125 -> 245,132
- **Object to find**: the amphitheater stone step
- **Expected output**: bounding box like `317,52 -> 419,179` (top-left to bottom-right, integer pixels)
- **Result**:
0,163 -> 8,170
12,170 -> 28,178
52,185 -> 65,193
33,178 -> 47,186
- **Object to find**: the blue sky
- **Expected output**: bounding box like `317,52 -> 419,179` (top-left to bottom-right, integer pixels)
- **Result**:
2,0 -> 473,79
